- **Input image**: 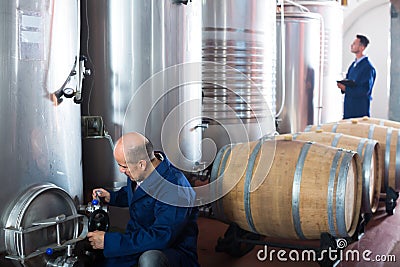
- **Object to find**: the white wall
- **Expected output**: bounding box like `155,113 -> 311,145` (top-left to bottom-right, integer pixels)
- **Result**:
342,0 -> 391,119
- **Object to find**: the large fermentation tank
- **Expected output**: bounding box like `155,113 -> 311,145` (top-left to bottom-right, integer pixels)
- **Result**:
0,0 -> 83,265
81,0 -> 202,198
276,9 -> 322,134
201,0 -> 276,151
290,0 -> 344,123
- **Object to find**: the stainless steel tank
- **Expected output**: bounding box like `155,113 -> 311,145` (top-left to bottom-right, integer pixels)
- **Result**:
276,8 -> 322,134
290,0 -> 344,123
201,0 -> 276,151
81,0 -> 202,198
0,0 -> 83,265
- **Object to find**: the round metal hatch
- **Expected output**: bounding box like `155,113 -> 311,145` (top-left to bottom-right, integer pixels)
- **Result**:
4,183 -> 78,263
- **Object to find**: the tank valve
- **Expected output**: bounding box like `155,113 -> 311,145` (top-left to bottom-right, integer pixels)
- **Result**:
80,197 -> 110,232
45,244 -> 86,267
88,209 -> 110,232
46,254 -> 82,267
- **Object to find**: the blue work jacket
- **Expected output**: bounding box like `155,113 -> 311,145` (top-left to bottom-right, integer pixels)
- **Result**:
343,56 -> 376,119
102,152 -> 199,267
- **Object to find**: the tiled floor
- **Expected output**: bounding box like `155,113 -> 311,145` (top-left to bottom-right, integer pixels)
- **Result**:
197,199 -> 400,267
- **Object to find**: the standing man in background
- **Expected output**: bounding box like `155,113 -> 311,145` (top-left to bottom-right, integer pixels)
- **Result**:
337,34 -> 376,119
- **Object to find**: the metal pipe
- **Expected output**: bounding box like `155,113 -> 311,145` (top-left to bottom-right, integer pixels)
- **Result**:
275,0 -> 286,118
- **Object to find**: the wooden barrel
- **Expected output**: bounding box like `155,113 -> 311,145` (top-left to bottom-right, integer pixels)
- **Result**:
211,139 -> 362,240
342,116 -> 400,129
305,121 -> 400,192
278,131 -> 382,214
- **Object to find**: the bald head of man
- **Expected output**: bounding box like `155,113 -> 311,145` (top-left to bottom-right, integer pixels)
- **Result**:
113,132 -> 158,182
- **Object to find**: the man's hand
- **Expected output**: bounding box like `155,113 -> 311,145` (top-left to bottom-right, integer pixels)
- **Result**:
92,188 -> 110,203
87,231 -> 105,249
337,82 -> 346,92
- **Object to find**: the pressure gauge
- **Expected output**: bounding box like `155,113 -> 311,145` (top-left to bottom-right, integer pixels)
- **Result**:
63,87 -> 75,98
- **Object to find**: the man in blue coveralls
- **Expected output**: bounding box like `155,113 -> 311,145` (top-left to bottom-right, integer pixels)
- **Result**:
87,132 -> 199,267
337,34 -> 376,119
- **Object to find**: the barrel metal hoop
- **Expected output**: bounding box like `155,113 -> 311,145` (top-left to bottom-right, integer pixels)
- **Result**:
384,127 -> 393,190
292,142 -> 312,240
332,123 -> 338,133
304,125 -> 312,132
361,140 -> 375,213
336,151 -> 354,237
217,146 -> 233,221
210,145 -> 232,222
244,139 -> 263,234
210,144 -> 231,183
331,133 -> 343,147
380,120 -> 385,126
356,138 -> 368,156
327,150 -> 342,236
292,133 -> 299,140
368,124 -> 375,139
396,130 -> 400,189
